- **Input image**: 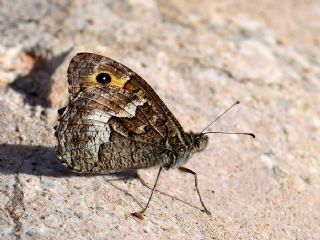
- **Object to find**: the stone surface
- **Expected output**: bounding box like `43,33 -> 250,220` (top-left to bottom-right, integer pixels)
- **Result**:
0,0 -> 319,239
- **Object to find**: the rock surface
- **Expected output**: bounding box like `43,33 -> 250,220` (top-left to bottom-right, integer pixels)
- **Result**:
0,0 -> 319,239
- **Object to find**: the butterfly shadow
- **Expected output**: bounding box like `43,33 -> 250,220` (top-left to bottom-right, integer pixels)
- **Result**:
135,174 -> 204,212
0,143 -> 202,212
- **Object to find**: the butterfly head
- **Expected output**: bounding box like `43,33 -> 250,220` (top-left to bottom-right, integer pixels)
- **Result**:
187,132 -> 209,153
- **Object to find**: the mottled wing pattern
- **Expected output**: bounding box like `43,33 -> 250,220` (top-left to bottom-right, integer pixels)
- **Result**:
55,53 -> 187,173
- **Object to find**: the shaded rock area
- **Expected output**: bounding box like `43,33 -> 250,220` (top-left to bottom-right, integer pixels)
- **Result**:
0,0 -> 319,239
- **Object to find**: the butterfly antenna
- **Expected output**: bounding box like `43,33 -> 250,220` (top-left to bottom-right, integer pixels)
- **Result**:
203,131 -> 255,138
200,101 -> 240,134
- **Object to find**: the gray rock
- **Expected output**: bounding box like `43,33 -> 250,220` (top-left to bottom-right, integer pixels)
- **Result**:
0,0 -> 319,239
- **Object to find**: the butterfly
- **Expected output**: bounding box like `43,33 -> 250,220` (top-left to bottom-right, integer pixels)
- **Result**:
55,52 -> 254,218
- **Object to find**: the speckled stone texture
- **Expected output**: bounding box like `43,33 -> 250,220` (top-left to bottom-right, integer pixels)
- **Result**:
0,0 -> 319,239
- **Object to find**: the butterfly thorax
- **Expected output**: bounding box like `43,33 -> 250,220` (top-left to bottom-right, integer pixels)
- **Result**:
169,132 -> 209,168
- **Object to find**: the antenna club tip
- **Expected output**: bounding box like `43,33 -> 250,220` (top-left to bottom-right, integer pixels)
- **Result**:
235,100 -> 240,104
249,133 -> 255,138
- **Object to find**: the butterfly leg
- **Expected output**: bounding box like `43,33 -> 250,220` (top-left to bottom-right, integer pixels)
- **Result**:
178,166 -> 211,215
139,167 -> 163,214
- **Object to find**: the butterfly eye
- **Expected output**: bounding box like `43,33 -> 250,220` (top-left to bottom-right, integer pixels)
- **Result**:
96,73 -> 112,84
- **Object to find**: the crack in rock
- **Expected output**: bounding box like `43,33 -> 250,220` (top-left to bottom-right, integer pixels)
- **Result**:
5,175 -> 25,240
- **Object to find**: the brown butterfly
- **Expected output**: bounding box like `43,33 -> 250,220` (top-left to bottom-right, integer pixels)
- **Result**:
55,52 -> 254,218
